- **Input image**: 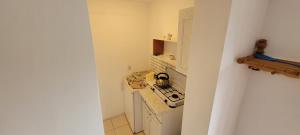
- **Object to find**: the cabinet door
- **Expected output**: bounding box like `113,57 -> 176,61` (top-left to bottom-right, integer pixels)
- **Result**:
143,102 -> 151,135
150,116 -> 162,135
176,7 -> 194,75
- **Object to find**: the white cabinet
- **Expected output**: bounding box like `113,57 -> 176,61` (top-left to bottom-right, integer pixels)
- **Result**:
176,7 -> 194,75
143,102 -> 151,135
149,116 -> 162,135
142,102 -> 162,135
142,100 -> 184,135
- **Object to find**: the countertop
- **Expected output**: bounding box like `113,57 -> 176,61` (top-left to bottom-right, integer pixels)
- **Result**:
138,80 -> 171,115
126,70 -> 151,89
125,72 -> 172,115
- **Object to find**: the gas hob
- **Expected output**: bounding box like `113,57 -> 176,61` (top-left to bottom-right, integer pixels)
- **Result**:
149,84 -> 185,108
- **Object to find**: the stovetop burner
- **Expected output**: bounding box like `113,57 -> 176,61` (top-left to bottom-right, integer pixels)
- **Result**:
172,94 -> 179,99
152,84 -> 185,107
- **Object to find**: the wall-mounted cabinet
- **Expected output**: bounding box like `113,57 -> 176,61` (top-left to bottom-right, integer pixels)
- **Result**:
176,7 -> 194,75
151,7 -> 194,75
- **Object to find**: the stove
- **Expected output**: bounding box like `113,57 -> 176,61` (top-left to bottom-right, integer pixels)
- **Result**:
150,84 -> 185,108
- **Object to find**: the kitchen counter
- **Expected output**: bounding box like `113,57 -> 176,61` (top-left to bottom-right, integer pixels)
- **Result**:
126,70 -> 151,89
125,71 -> 172,115
124,79 -> 145,93
139,81 -> 171,115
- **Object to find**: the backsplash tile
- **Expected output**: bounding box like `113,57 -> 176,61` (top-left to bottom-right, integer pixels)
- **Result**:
150,56 -> 168,73
166,68 -> 186,93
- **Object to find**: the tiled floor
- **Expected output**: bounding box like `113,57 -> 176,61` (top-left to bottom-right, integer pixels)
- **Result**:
104,114 -> 144,135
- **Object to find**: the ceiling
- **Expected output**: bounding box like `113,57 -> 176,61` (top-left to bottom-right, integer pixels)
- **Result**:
136,0 -> 154,3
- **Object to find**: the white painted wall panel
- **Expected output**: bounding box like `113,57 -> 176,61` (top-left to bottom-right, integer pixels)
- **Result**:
235,0 -> 300,134
0,0 -> 103,134
209,0 -> 270,135
181,0 -> 232,134
88,0 -> 150,119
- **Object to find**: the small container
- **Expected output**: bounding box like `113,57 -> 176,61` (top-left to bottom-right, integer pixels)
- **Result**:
167,33 -> 173,40
169,55 -> 176,60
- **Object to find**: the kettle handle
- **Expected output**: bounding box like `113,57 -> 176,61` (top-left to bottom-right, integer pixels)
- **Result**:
156,73 -> 169,80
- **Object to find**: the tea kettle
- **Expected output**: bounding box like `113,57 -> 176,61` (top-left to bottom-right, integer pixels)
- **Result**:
155,73 -> 170,88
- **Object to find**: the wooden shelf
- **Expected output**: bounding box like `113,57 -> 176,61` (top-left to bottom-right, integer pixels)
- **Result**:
153,38 -> 177,43
237,56 -> 300,78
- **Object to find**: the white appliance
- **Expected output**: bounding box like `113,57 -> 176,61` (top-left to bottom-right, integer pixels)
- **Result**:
123,80 -> 143,133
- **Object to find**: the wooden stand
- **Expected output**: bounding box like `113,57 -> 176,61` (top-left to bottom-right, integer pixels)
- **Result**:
237,56 -> 300,78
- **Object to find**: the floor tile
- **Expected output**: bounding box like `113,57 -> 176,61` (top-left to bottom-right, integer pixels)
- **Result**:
104,119 -> 114,132
115,125 -> 133,135
111,114 -> 128,128
105,130 -> 116,135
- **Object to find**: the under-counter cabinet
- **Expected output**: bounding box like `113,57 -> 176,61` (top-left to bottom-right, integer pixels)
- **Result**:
142,102 -> 151,135
143,102 -> 162,135
149,113 -> 162,135
176,7 -> 194,75
141,98 -> 183,135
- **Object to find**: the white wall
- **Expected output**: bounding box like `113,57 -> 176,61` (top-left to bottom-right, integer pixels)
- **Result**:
181,0 -> 232,134
0,0 -> 103,135
149,0 -> 194,40
261,0 -> 300,61
88,0 -> 150,119
148,0 -> 194,56
235,0 -> 300,135
208,0 -> 270,135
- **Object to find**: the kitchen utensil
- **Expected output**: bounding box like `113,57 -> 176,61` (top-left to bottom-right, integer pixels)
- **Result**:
155,73 -> 170,88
